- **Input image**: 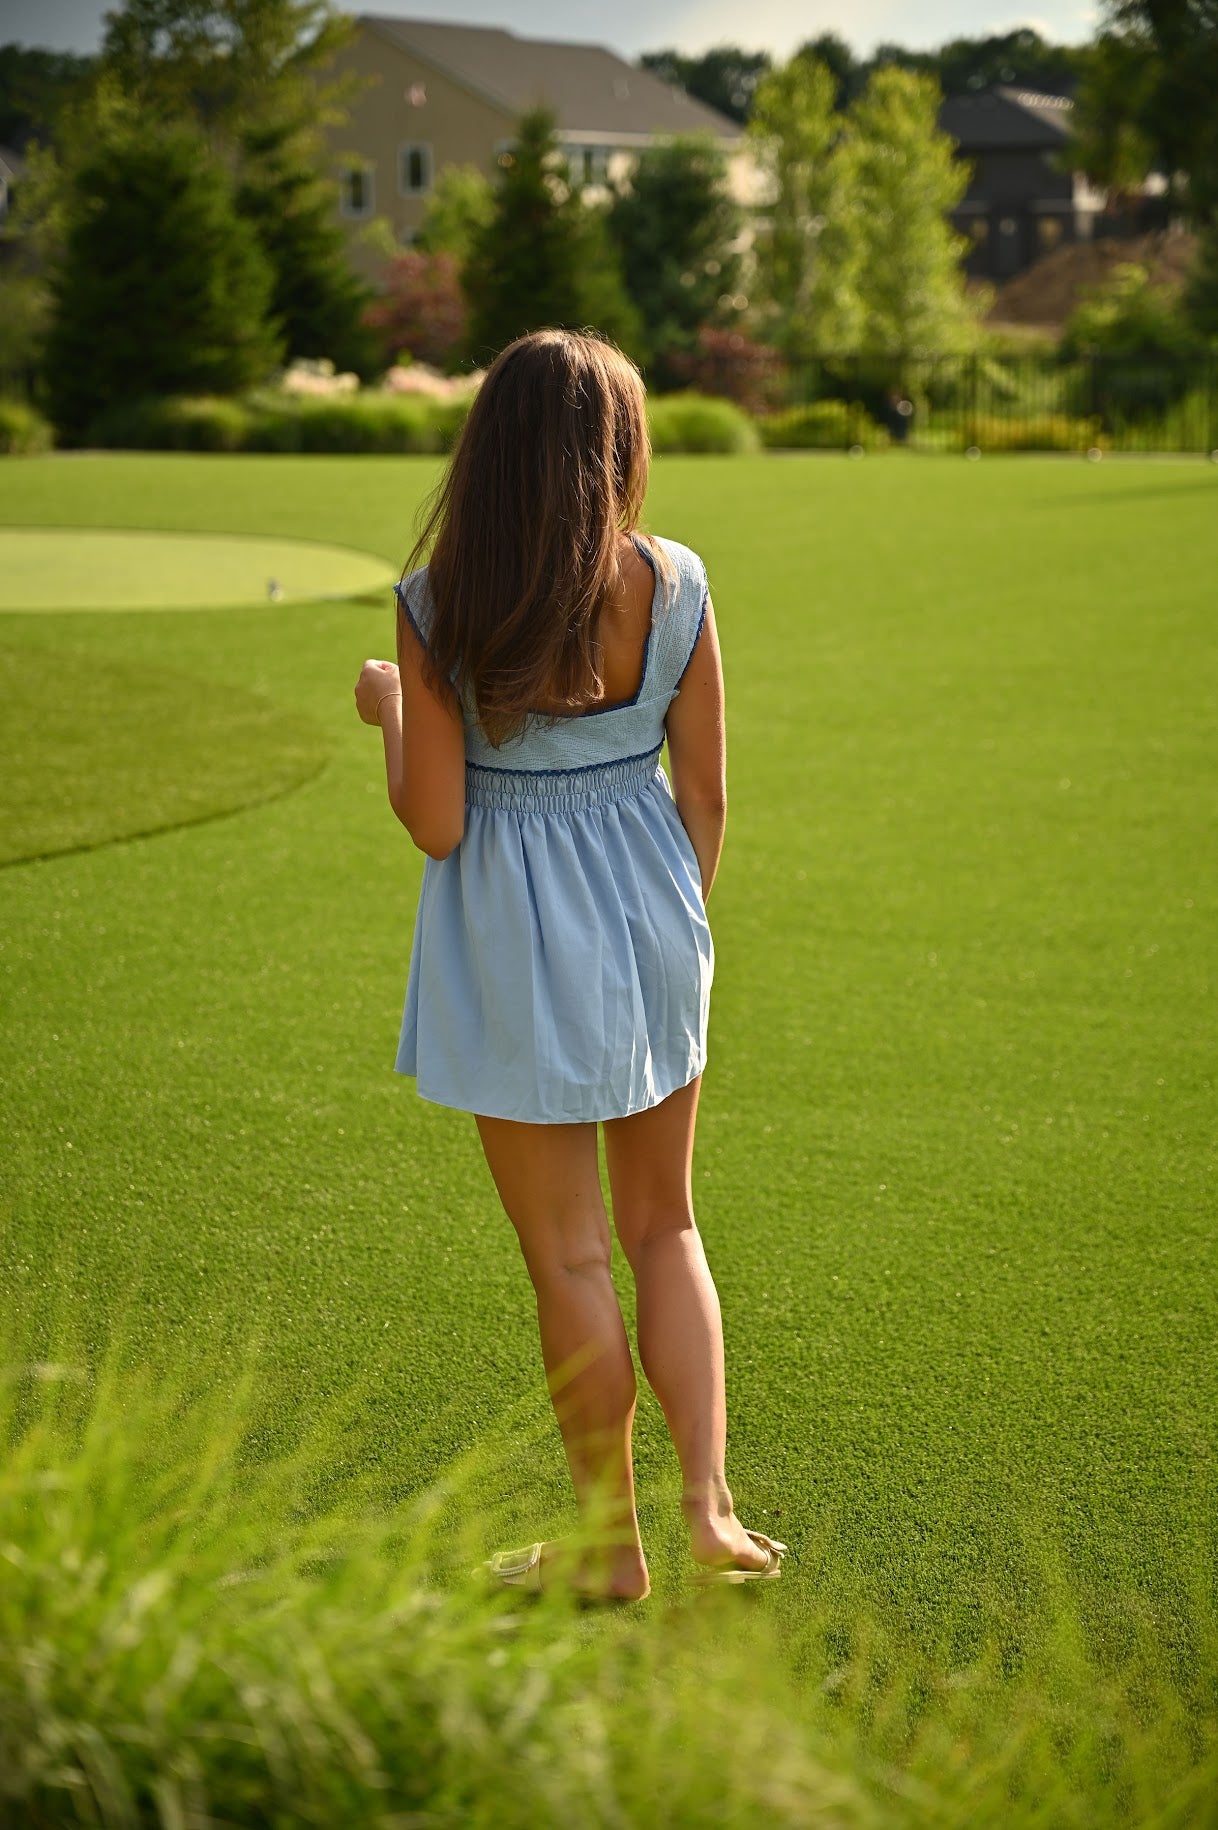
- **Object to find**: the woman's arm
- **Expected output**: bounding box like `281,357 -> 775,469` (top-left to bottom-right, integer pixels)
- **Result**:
354,611 -> 465,861
663,596 -> 726,902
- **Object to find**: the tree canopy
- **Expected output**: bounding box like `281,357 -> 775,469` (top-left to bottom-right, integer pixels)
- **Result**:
46,121 -> 282,439
463,108 -> 640,363
607,134 -> 741,384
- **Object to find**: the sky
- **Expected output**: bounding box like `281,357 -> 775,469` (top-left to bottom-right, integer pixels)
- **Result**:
2,0 -> 1101,60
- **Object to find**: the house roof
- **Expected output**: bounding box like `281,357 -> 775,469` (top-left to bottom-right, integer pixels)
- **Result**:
360,15 -> 742,141
940,86 -> 1074,151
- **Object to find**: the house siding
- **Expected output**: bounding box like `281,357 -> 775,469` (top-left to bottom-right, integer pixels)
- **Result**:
322,26 -> 515,282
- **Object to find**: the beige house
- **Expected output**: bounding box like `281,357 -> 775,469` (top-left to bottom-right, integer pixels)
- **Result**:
323,15 -> 746,282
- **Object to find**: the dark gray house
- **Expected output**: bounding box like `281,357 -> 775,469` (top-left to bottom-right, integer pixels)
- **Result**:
939,87 -> 1160,281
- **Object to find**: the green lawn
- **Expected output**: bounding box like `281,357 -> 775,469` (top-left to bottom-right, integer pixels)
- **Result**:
1,452 -> 1215,1816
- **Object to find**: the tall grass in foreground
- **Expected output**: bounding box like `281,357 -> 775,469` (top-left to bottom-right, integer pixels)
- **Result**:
1,1309 -> 1214,1828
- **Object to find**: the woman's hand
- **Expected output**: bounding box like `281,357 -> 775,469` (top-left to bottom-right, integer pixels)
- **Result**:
355,659 -> 401,726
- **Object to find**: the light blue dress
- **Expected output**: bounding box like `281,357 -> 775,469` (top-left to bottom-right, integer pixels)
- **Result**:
393,534 -> 714,1124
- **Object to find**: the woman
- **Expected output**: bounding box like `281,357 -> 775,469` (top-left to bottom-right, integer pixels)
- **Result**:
355,329 -> 786,1601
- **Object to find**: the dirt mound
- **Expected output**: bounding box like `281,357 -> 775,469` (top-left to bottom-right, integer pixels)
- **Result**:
987,228 -> 1198,330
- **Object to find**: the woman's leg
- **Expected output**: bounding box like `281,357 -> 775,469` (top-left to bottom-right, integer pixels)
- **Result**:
475,1112 -> 649,1597
603,1078 -> 771,1572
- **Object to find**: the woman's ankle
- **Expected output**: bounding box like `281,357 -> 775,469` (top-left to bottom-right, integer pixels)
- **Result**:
680,1474 -> 734,1525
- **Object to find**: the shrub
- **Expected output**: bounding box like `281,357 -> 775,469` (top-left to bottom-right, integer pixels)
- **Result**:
81,391 -> 473,454
669,326 -> 789,415
265,393 -> 472,454
363,251 -> 468,371
961,413 -> 1107,452
759,399 -> 887,450
647,391 -> 759,454
87,395 -> 254,452
0,399 -> 54,455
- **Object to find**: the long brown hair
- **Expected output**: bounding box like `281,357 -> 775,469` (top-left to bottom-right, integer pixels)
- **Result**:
402,329 -> 673,747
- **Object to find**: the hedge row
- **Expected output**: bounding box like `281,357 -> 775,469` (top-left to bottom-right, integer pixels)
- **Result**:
0,392 -> 1130,457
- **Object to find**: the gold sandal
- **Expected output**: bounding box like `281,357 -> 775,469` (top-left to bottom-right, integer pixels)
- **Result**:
690,1529 -> 788,1585
477,1539 -> 647,1606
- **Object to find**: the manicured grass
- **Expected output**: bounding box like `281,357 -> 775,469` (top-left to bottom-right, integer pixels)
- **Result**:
1,452 -> 1215,1817
0,527 -> 395,612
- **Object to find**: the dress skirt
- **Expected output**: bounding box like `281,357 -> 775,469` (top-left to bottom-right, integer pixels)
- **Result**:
395,743 -> 714,1123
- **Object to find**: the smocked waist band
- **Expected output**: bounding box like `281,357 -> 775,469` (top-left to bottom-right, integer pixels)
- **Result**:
465,743 -> 664,813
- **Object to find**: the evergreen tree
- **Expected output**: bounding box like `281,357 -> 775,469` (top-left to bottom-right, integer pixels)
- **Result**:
96,0 -> 371,370
236,119 -> 376,374
463,108 -> 639,362
607,133 -> 741,385
46,121 -> 282,440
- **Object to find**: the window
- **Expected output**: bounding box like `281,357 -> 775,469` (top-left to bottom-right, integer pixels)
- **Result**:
399,143 -> 432,195
564,144 -> 611,187
340,163 -> 374,217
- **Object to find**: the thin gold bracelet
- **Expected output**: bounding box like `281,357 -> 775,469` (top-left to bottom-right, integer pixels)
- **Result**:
376,689 -> 403,722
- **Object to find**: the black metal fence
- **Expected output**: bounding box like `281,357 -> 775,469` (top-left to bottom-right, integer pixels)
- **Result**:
774,353 -> 1218,456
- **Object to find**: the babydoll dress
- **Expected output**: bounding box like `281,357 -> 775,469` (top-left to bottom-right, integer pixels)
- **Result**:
393,534 -> 714,1124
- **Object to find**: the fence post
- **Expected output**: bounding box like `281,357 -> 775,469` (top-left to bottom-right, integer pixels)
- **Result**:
967,352 -> 979,453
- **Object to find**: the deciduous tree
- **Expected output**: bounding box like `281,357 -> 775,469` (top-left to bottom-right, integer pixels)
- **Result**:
746,57 -> 855,356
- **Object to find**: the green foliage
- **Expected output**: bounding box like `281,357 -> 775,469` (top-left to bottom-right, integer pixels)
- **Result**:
867,26 -> 1085,99
1071,2 -> 1218,223
88,2 -> 370,374
236,119 -> 377,376
746,57 -> 848,357
759,399 -> 887,449
952,411 -> 1107,451
646,391 -> 760,452
607,134 -> 741,383
1185,222 -> 1218,340
636,46 -> 772,124
830,67 -> 980,358
1062,262 -> 1200,358
0,44 -> 94,151
88,394 -> 259,452
0,398 -> 53,454
0,270 -> 51,385
747,60 -> 982,359
45,122 -> 282,441
84,389 -> 473,454
98,0 -> 354,147
463,108 -> 639,362
415,162 -> 495,265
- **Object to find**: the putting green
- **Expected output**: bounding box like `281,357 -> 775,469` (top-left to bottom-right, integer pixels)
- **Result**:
0,527 -> 397,611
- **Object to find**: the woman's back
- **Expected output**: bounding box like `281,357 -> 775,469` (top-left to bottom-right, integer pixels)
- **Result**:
395,532 -> 709,778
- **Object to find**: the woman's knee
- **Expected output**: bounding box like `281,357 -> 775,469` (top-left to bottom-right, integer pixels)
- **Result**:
616,1202 -> 698,1271
520,1229 -> 614,1290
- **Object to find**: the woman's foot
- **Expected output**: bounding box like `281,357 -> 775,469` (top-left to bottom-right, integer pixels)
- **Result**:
536,1537 -> 651,1601
681,1479 -> 778,1575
